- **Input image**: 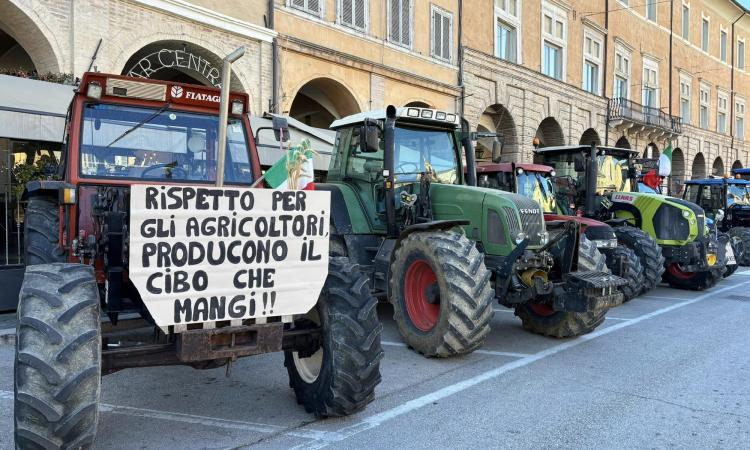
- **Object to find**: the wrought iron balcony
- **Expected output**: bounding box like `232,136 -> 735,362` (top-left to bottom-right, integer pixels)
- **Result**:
608,97 -> 682,138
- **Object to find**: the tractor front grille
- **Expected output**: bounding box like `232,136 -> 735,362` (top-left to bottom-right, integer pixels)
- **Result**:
503,194 -> 546,246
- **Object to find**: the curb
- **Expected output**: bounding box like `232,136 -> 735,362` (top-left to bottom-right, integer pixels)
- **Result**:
0,328 -> 15,346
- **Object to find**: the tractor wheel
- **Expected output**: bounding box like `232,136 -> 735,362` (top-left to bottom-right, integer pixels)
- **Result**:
728,227 -> 750,266
663,264 -> 723,291
603,246 -> 644,302
24,196 -> 66,265
515,235 -> 607,338
284,257 -> 383,417
614,226 -> 665,294
15,263 -> 101,450
389,229 -> 494,357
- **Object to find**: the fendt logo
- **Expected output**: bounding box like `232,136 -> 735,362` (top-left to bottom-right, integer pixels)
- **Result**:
519,208 -> 540,215
170,86 -> 184,98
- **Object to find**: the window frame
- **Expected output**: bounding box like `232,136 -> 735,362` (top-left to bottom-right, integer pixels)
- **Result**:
614,43 -> 632,100
717,89 -> 729,134
701,14 -> 710,53
720,26 -> 728,63
540,2 -> 567,81
338,0 -> 369,33
430,4 -> 454,63
679,73 -> 692,125
288,0 -> 324,18
681,3 -> 690,41
646,0 -> 657,23
699,82 -> 711,129
582,27 -> 604,95
737,98 -> 746,140
738,37 -> 746,71
642,57 -> 660,108
494,0 -> 522,64
387,0 -> 414,49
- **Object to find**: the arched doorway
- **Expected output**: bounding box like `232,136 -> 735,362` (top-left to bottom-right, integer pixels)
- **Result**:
404,101 -> 431,108
0,2 -> 60,74
732,160 -> 743,171
692,153 -> 707,179
615,136 -> 631,149
121,41 -> 244,90
535,117 -> 565,148
671,148 -> 686,195
713,156 -> 725,176
579,128 -> 601,147
476,104 -> 518,161
289,78 -> 360,128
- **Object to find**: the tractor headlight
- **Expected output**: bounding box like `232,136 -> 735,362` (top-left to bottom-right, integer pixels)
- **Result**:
515,232 -> 526,244
539,231 -> 549,246
594,239 -> 618,249
681,210 -> 691,219
231,100 -> 244,115
516,168 -> 524,175
716,209 -> 725,221
87,81 -> 102,99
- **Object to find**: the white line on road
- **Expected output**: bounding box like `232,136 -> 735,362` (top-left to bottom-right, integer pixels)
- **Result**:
290,280 -> 750,450
640,295 -> 685,301
380,340 -> 531,358
604,316 -> 630,321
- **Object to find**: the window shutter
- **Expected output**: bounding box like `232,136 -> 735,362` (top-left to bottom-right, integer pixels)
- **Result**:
354,0 -> 366,29
308,0 -> 320,13
442,13 -> 451,60
292,0 -> 305,8
342,0 -> 353,26
401,0 -> 411,46
389,0 -> 401,43
432,9 -> 442,58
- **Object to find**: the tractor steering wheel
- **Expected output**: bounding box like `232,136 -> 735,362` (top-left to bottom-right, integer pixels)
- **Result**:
142,163 -> 187,179
396,162 -> 420,174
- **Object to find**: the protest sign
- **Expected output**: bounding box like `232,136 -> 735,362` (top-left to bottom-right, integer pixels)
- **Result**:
128,185 -> 330,328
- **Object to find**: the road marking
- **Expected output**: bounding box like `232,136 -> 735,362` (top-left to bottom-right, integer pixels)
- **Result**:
640,295 -> 685,301
289,280 -> 750,450
604,316 -> 630,321
380,340 -> 531,358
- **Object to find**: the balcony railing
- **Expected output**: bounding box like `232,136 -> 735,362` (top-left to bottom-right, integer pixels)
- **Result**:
608,97 -> 682,135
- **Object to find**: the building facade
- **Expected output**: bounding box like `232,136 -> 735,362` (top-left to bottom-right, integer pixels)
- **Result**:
461,0 -> 750,193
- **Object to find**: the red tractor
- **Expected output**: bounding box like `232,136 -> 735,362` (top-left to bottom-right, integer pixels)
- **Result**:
476,162 -> 645,302
14,70 -> 382,449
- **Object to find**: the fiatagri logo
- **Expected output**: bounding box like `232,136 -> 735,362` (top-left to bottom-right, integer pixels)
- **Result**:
612,193 -> 635,203
170,85 -> 220,103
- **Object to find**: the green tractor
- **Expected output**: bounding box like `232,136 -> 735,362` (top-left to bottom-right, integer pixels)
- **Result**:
318,106 -> 625,355
535,144 -> 726,291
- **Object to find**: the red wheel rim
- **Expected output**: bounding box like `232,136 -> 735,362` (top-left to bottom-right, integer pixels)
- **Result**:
529,303 -> 556,317
667,263 -> 695,280
404,259 -> 440,332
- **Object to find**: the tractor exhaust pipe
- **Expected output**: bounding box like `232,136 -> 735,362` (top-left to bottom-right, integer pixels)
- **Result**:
384,105 -> 398,237
216,46 -> 245,187
461,117 -> 477,187
585,141 -> 598,217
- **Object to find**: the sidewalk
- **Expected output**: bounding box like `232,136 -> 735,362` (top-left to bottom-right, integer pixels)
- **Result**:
0,312 -> 15,346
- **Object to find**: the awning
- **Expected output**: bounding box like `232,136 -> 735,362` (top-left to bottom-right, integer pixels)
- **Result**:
250,114 -> 335,170
0,75 -> 76,142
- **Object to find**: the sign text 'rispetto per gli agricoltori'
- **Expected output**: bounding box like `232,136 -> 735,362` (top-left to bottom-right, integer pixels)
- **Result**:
128,185 -> 330,328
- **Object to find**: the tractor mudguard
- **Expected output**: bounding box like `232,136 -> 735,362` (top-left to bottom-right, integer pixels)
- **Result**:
396,219 -> 470,245
316,184 -> 354,234
22,180 -> 75,202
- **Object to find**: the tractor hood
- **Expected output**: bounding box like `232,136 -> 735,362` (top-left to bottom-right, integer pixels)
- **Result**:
609,191 -> 706,245
430,184 -> 547,256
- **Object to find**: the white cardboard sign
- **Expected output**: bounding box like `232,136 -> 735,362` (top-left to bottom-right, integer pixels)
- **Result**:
128,185 -> 330,328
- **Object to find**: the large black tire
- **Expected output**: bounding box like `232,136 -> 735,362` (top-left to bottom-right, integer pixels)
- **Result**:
515,235 -> 607,338
728,227 -> 750,266
663,263 -> 723,290
603,245 -> 644,302
389,229 -> 494,357
614,226 -> 665,294
15,263 -> 101,450
284,257 -> 383,417
24,196 -> 66,266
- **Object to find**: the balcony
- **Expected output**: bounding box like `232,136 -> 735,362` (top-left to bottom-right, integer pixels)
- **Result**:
608,97 -> 682,141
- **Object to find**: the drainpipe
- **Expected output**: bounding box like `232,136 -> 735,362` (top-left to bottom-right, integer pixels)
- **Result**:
603,0 -> 610,146
268,0 -> 280,113
730,10 -> 747,157
458,0 -> 465,118
668,0 -> 674,118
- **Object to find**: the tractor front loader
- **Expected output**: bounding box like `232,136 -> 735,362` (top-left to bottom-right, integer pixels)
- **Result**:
319,105 -> 624,355
14,65 -> 382,449
536,144 -> 729,291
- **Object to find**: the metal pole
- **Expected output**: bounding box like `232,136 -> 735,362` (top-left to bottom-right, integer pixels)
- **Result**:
216,46 -> 246,188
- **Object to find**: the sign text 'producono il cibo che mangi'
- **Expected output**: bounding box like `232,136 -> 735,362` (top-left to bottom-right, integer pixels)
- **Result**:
128,185 -> 330,328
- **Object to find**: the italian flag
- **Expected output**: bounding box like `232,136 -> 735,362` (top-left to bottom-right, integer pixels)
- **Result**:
658,141 -> 672,177
264,139 -> 315,190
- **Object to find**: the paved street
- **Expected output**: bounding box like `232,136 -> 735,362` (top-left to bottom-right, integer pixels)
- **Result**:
3,270 -> 750,449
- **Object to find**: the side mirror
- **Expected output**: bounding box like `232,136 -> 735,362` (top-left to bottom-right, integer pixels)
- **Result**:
574,154 -> 586,172
360,120 -> 380,153
272,116 -> 290,142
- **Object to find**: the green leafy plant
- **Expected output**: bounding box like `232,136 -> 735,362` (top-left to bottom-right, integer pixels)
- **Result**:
12,155 -> 59,198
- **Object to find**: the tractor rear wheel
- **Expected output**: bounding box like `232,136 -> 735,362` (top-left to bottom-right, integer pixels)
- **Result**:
663,264 -> 723,290
389,229 -> 494,357
15,263 -> 101,450
614,226 -> 664,294
24,196 -> 66,265
515,235 -> 607,338
603,246 -> 644,302
728,227 -> 750,266
284,257 -> 383,417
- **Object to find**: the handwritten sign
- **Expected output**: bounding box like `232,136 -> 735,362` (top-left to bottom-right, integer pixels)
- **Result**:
128,185 -> 330,328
